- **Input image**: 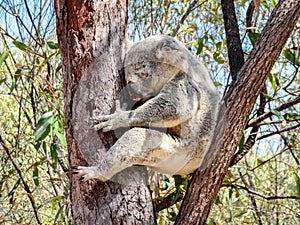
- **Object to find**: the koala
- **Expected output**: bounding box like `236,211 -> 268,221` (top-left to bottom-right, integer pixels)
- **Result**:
73,35 -> 220,182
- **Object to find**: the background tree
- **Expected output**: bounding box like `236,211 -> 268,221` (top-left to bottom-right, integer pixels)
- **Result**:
1,0 -> 300,224
176,1 -> 300,223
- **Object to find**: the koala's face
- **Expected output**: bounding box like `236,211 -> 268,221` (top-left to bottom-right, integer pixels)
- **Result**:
124,36 -> 189,101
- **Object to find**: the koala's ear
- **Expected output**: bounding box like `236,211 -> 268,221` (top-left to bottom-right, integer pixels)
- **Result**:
122,38 -> 133,63
162,38 -> 182,51
161,45 -> 173,52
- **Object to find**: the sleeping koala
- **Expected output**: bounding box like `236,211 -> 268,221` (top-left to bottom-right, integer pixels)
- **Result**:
73,35 -> 220,181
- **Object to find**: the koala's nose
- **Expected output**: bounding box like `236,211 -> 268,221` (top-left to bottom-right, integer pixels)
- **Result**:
127,81 -> 136,91
127,82 -> 142,100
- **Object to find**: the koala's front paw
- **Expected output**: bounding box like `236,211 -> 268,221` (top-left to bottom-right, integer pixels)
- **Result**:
72,166 -> 107,182
91,100 -> 129,132
91,114 -> 115,132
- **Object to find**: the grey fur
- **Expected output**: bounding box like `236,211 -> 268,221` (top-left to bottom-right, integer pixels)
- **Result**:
74,36 -> 220,181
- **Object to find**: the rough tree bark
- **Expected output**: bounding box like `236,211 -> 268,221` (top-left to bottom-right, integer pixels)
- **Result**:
175,1 -> 300,224
54,0 -> 155,224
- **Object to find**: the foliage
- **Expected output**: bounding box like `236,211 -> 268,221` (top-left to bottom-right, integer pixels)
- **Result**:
0,0 -> 299,224
0,1 -> 68,224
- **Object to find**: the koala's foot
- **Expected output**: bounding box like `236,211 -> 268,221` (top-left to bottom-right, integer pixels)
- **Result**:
72,166 -> 107,182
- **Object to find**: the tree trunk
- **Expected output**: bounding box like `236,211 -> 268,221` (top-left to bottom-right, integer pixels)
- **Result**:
54,0 -> 155,224
175,0 -> 300,224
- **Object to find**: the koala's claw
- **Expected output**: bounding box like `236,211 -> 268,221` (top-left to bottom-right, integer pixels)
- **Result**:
72,166 -> 107,182
93,122 -> 113,132
102,126 -> 113,132
90,115 -> 110,123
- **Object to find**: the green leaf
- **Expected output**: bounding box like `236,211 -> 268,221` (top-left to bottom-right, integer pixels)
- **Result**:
268,74 -> 279,93
213,81 -> 223,87
52,195 -> 65,208
271,0 -> 277,7
228,187 -> 233,199
173,174 -> 187,191
237,133 -> 245,154
261,0 -> 269,9
0,50 -> 9,67
283,49 -> 299,66
33,164 -> 39,186
38,53 -> 56,72
53,116 -> 67,146
54,206 -> 63,224
196,37 -> 204,55
208,217 -> 215,225
35,111 -> 54,140
0,78 -> 6,86
10,69 -> 21,92
241,0 -> 248,6
270,109 -> 284,120
34,142 -> 41,150
283,112 -> 299,120
223,175 -> 231,185
216,41 -> 222,50
55,131 -> 67,147
256,157 -> 264,168
262,93 -> 274,100
294,173 -> 300,196
42,141 -> 47,153
213,52 -> 225,64
51,143 -> 58,169
13,40 -> 32,52
47,41 -> 59,49
215,194 -> 222,205
248,32 -> 260,46
55,63 -> 62,77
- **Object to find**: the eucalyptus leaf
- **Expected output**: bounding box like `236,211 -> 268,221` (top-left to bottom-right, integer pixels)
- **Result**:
294,173 -> 300,196
35,111 -> 54,140
283,49 -> 299,66
13,40 -> 32,52
0,50 -> 9,67
33,164 -> 39,186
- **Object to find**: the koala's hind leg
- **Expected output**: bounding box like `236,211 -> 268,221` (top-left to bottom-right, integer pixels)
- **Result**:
74,127 -> 181,182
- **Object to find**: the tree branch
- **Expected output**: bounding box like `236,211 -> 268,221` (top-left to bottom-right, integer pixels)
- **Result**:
221,0 -> 245,81
154,192 -> 184,212
248,95 -> 300,127
257,123 -> 300,140
224,184 -> 300,200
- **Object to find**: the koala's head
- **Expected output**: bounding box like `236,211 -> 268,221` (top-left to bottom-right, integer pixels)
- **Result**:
124,36 -> 189,101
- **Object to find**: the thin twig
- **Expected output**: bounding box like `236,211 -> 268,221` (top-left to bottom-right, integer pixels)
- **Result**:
239,169 -> 263,225
231,147 -> 290,184
171,0 -> 206,36
0,135 -> 42,224
248,95 -> 300,127
154,192 -> 184,212
223,184 -> 300,200
257,123 -> 300,141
